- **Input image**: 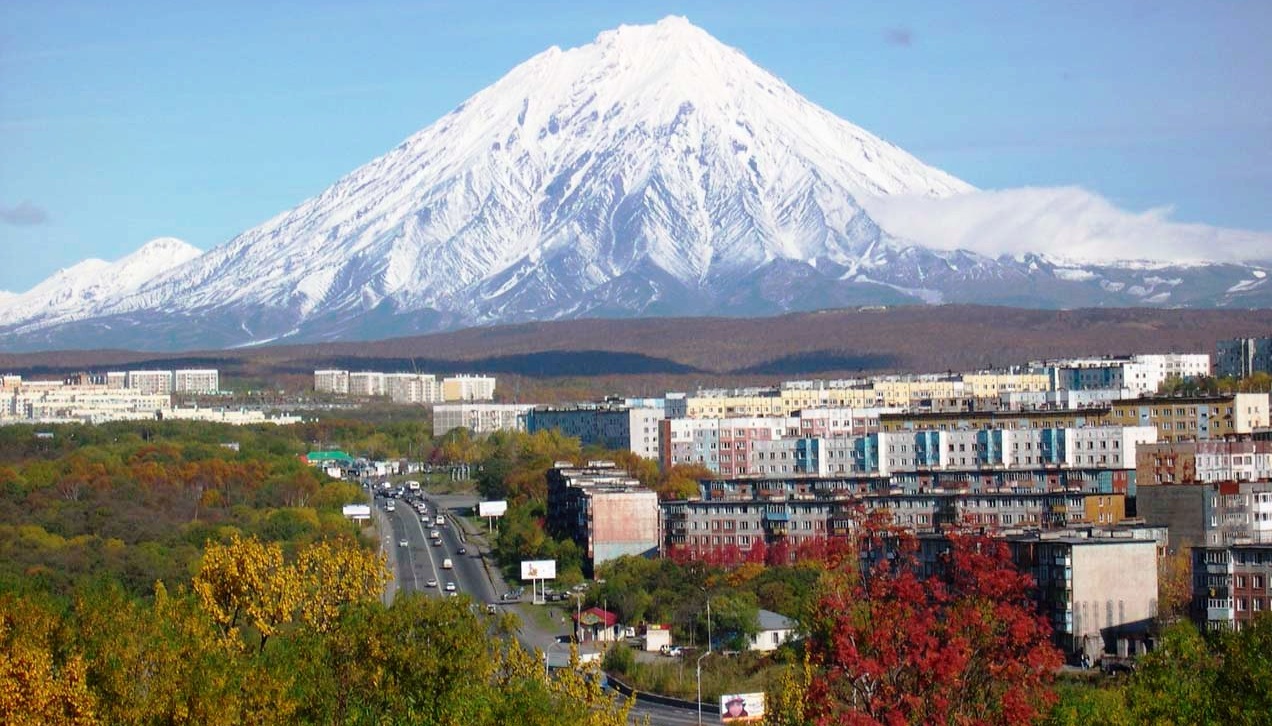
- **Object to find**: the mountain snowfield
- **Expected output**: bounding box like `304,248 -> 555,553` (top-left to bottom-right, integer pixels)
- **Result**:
3,16 -> 1269,352
0,237 -> 200,329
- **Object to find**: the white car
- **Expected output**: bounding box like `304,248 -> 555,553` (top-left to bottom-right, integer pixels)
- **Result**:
445,582 -> 456,592
398,539 -> 409,547
426,578 -> 438,588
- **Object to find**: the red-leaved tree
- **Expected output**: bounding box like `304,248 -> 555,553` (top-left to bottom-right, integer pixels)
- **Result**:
803,521 -> 1061,725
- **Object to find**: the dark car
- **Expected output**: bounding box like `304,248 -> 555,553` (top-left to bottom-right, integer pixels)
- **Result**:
457,546 -> 467,555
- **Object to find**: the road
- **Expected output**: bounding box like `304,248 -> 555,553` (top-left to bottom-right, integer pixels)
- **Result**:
379,492 -> 707,725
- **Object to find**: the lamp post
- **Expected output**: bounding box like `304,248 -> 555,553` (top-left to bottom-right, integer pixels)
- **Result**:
696,650 -> 712,726
544,639 -> 567,680
696,594 -> 713,726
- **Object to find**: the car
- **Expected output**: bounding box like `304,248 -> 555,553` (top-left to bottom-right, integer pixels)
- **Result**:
430,530 -> 440,539
445,582 -> 456,592
457,546 -> 467,555
446,591 -> 458,598
426,578 -> 438,588
398,539 -> 408,547
554,634 -> 577,644
660,645 -> 684,657
432,539 -> 442,547
486,603 -> 498,614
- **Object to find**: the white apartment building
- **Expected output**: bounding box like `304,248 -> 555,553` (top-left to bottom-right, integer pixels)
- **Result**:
348,372 -> 387,397
313,369 -> 350,394
174,369 -> 220,394
1044,354 -> 1211,397
441,375 -> 497,401
105,371 -> 127,389
385,373 -> 441,404
433,403 -> 532,436
127,370 -> 174,395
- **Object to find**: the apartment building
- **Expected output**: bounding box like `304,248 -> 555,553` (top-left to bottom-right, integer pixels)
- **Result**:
347,372 -> 386,397
126,370 -> 174,395
1007,532 -> 1159,657
173,369 -> 220,394
1040,354 -> 1210,396
1108,393 -> 1270,443
441,375 -> 496,401
662,490 -> 1126,563
313,369 -> 350,394
546,462 -> 660,574
1193,544 -> 1272,631
527,405 -> 663,460
1139,481 -> 1272,548
384,373 -> 441,404
1138,439 -> 1272,484
1217,337 -> 1272,379
432,403 -> 532,436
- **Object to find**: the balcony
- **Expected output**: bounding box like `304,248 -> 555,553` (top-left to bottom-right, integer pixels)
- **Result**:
1208,606 -> 1234,622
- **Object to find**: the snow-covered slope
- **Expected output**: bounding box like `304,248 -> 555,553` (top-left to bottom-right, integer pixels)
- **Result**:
1,17 -> 1268,352
0,238 -> 201,327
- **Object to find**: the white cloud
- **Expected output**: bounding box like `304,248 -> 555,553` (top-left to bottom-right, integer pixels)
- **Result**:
860,186 -> 1272,264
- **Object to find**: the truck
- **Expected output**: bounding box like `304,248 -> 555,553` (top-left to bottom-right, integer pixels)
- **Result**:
442,558 -> 453,569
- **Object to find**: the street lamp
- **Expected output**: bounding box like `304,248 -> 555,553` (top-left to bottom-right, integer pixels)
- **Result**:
696,595 -> 713,726
696,649 -> 712,726
544,639 -> 567,680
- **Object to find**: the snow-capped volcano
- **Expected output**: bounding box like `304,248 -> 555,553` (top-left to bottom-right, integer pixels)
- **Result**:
0,237 -> 200,329
2,17 -> 1269,352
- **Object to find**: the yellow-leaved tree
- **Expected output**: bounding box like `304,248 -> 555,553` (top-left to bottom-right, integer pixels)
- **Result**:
0,594 -> 98,726
192,534 -> 302,651
295,536 -> 390,632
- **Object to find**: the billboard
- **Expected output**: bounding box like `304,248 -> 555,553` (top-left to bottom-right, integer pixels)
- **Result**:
720,693 -> 765,723
342,504 -> 371,521
520,560 -> 557,580
478,500 -> 508,517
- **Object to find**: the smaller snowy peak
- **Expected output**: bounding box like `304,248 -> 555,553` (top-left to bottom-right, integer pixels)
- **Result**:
0,237 -> 202,327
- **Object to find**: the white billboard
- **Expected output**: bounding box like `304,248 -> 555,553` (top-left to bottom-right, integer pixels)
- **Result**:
720,692 -> 765,723
520,559 -> 557,580
478,500 -> 508,517
342,504 -> 371,521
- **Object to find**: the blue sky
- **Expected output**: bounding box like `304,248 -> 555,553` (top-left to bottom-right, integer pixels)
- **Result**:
1,0 -> 1269,291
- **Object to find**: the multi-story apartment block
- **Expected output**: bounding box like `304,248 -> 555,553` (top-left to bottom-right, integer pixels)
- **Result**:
384,373 -> 441,404
173,369 -> 220,394
1139,481 -> 1272,548
313,369 -> 350,394
880,394 -> 1268,444
1217,337 -> 1272,379
1007,532 -> 1159,657
684,372 -> 1050,419
441,375 -> 496,402
673,425 -> 1154,487
546,462 -> 660,574
1040,354 -> 1210,396
348,372 -> 387,397
104,371 -> 127,389
432,403 -> 532,436
662,490 -> 1127,563
126,370 -> 174,395
1108,393 -> 1270,443
1138,440 -> 1272,484
1193,544 -> 1272,630
527,405 -> 663,460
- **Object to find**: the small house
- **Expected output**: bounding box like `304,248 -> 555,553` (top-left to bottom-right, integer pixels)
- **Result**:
750,609 -> 796,652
